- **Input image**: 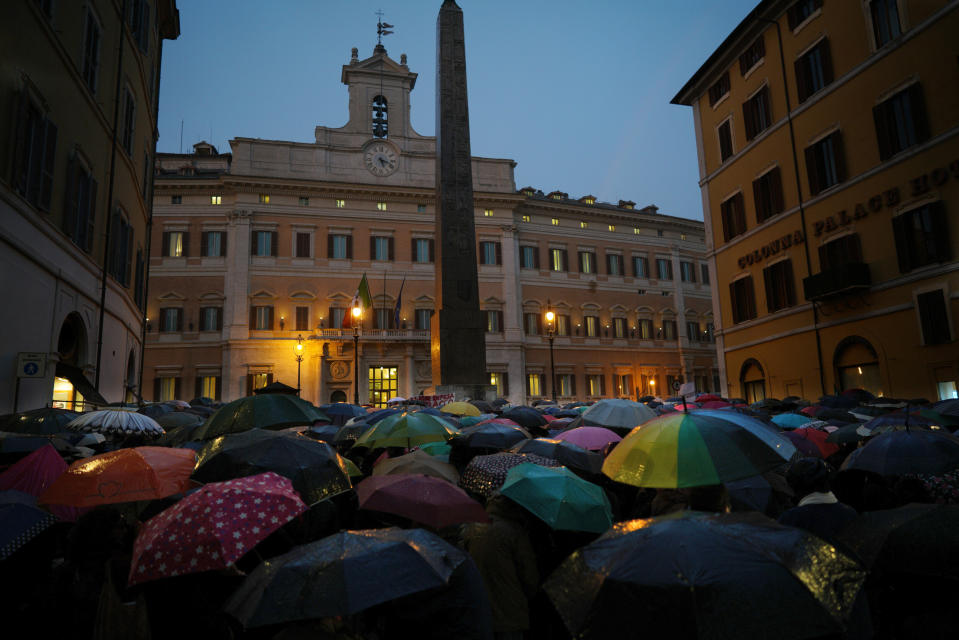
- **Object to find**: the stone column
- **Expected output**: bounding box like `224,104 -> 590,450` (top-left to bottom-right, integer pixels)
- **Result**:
222,209 -> 252,399
670,246 -> 691,382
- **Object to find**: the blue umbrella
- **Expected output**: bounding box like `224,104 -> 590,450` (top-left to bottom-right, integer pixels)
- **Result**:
0,491 -> 59,560
692,409 -> 798,460
319,403 -> 368,426
841,428 -> 959,476
771,413 -> 815,429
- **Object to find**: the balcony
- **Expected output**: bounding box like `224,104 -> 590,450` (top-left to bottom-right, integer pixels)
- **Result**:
315,328 -> 430,341
802,262 -> 871,301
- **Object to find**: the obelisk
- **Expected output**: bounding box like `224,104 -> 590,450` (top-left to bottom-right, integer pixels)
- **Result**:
431,0 -> 492,400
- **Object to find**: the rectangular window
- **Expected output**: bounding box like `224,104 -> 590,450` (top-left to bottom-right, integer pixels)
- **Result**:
479,241 -> 501,265
633,227 -> 641,235
753,167 -> 785,223
258,194 -> 270,204
656,258 -> 673,281
787,0 -> 822,30
413,238 -> 433,263
368,367 -> 398,409
63,158 -> 97,252
490,372 -> 509,396
198,376 -> 218,401
578,251 -> 596,274
556,374 -> 574,397
299,197 -> 309,206
485,310 -> 503,333
527,374 -> 543,397
556,314 -> 570,336
121,87 -> 135,156
376,202 -> 387,211
585,315 -> 599,337
551,218 -> 560,226
128,0 -> 151,53
372,236 -> 393,261
251,305 -> 274,331
524,313 -> 540,335
329,307 -> 346,329
663,320 -> 677,340
157,377 -> 176,402
718,120 -> 734,162
639,319 -> 653,340
160,307 -> 182,332
335,199 -> 345,208
415,309 -> 432,331
108,212 -> 133,286
730,277 -> 758,324
295,306 -> 309,331
133,249 -> 145,309
580,221 -> 588,229
764,260 -> 797,312
607,254 -> 624,276
13,97 -> 57,212
550,248 -> 567,272
873,83 -> 930,161
795,39 -> 832,103
819,234 -> 863,270
374,308 -> 393,330
708,71 -> 730,107
82,8 -> 102,92
680,261 -> 697,283
201,231 -> 225,257
484,209 -> 494,217
739,36 -> 765,75
521,214 -> 531,222
328,234 -> 351,259
171,195 -> 182,204
705,323 -> 715,343
743,85 -> 772,141
701,264 -> 710,284
520,245 -> 538,269
613,317 -> 626,339
720,193 -> 748,242
892,202 -> 950,273
871,0 -> 901,47
211,195 -> 222,205
253,230 -> 276,257
918,290 -> 951,345
250,373 -> 270,394
805,130 -> 845,195
417,204 -> 427,213
586,374 -> 605,397
200,307 -> 221,332
633,256 -> 649,278
686,321 -> 700,341
164,231 -> 185,257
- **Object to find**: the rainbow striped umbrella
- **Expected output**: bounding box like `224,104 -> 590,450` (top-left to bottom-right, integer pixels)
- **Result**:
602,412 -> 796,488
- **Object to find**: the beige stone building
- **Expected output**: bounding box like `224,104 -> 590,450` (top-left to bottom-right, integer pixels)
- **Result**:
146,45 -> 718,407
0,0 -> 179,413
672,0 -> 959,401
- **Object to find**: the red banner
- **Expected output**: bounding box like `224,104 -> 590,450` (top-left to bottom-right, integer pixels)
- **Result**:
408,394 -> 455,408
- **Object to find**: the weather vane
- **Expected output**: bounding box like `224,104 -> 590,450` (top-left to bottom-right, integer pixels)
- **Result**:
376,10 -> 394,45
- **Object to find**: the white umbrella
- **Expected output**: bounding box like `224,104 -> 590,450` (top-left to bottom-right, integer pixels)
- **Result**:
581,399 -> 656,430
387,397 -> 407,404
66,409 -> 165,437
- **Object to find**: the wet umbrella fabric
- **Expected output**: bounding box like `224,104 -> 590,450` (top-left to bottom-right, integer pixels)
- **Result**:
459,452 -> 561,498
771,413 -> 816,429
0,444 -> 82,522
139,403 -> 175,419
356,475 -> 489,529
223,527 -> 468,627
499,463 -> 612,533
39,446 -> 196,507
354,412 -> 458,449
372,449 -> 460,484
193,430 -> 353,505
318,403 -> 367,426
332,421 -> 375,446
543,511 -> 866,640
67,409 -> 165,438
470,400 -> 495,414
440,401 -> 482,417
509,438 -> 604,475
789,427 -> 840,459
501,407 -> 548,430
839,428 -> 959,476
192,394 -> 329,441
580,399 -> 656,431
155,412 -> 205,430
0,492 -> 59,560
782,430 -> 824,458
555,426 -> 622,451
0,407 -> 80,436
128,472 -> 307,586
453,421 -> 531,450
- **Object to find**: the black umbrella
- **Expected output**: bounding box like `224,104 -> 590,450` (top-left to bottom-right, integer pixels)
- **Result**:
458,452 -> 561,498
193,429 -> 352,505
543,511 -> 866,640
318,403 -> 367,427
839,428 -> 959,476
253,380 -> 299,395
453,422 -> 531,450
138,403 -> 174,418
189,396 -> 215,407
501,406 -> 548,430
332,421 -> 375,447
223,527 -> 468,628
0,407 -> 80,436
509,438 -> 604,475
469,400 -> 494,414
304,424 -> 340,444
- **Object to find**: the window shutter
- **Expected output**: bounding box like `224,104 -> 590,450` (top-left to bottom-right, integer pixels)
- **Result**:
763,267 -> 775,312
153,376 -> 160,401
181,232 -> 189,258
600,376 -> 606,396
832,132 -> 846,184
195,376 -> 202,399
249,306 -> 256,328
346,235 -> 353,259
251,230 -> 256,255
246,374 -> 253,396
794,57 -> 809,104
327,234 -> 334,258
742,99 -> 755,141
39,119 -> 57,211
85,177 -> 98,253
174,377 -> 181,400
220,232 -> 227,257
910,83 -> 930,143
771,168 -> 784,215
267,372 -> 274,385
388,237 -> 395,261
501,372 -> 509,395
533,247 -> 540,269
820,38 -> 833,86
62,156 -> 78,238
536,314 -> 542,334
805,145 -> 820,196
496,310 -> 504,333
270,231 -> 278,256
495,242 -> 502,265
577,252 -> 584,273
125,223 -> 134,285
526,374 -> 531,396
873,102 -> 893,161
214,376 -> 221,401
370,236 -> 376,260
11,91 -> 30,193
175,308 -> 183,331
200,231 -> 209,257
429,239 -> 435,262
161,231 -> 170,257
930,202 -> 951,262
216,307 -> 223,331
268,306 -> 275,330
410,238 -> 416,261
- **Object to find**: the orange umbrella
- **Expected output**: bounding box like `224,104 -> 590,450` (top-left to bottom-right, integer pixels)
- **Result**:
38,446 -> 196,507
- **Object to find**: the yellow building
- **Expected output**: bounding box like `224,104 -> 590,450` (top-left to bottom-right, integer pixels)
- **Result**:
672,0 -> 959,402
0,1 -> 180,413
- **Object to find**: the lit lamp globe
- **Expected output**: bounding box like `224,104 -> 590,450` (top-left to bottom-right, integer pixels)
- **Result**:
294,338 -> 304,357
352,306 -> 362,320
545,310 -> 555,324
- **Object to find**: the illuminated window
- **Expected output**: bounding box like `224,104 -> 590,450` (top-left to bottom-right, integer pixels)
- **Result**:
527,374 -> 543,396
484,209 -> 494,217
158,377 -> 176,402
681,233 -> 687,240
585,316 -> 599,337
586,374 -> 604,396
52,376 -> 84,410
490,372 -> 508,396
584,197 -> 595,205
199,376 -> 217,400
210,195 -> 221,205
633,227 -> 641,235
580,221 -> 588,229
163,231 -> 184,257
377,202 -> 387,211
259,194 -> 270,204
608,225 -> 616,232
552,194 -> 562,201
522,215 -> 531,222
551,218 -> 560,226
369,366 -> 398,408
335,199 -> 346,208
251,372 -> 269,390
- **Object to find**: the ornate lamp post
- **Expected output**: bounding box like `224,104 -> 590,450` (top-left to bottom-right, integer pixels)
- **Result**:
352,306 -> 362,405
545,303 -> 556,402
294,334 -> 304,396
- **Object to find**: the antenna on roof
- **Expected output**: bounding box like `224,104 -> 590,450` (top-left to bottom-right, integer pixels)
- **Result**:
376,9 -> 393,45
179,119 -> 184,154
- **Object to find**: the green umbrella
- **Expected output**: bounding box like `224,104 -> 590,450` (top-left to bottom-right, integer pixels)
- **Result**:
499,462 -> 612,533
192,395 -> 329,441
354,412 -> 458,449
417,441 -> 452,458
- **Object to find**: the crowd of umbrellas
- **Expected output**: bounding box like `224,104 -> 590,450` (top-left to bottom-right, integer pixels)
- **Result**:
1,385 -> 958,638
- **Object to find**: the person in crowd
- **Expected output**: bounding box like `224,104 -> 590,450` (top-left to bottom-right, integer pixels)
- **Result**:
778,457 -> 857,548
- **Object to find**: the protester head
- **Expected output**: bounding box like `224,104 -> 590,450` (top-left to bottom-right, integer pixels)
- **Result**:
785,457 -> 832,498
685,484 -> 730,513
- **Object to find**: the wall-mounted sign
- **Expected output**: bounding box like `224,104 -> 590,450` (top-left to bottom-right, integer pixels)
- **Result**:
17,352 -> 46,378
737,231 -> 805,269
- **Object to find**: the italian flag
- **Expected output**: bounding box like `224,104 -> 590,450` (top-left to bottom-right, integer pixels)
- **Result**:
343,273 -> 373,327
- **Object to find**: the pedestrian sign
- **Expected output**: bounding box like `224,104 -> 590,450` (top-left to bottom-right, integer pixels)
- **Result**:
17,352 -> 46,378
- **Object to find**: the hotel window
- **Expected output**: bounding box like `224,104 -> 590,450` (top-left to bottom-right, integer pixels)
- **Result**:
200,307 -> 222,332
753,167 -> 785,223
108,211 -> 133,286
171,195 -> 182,204
557,374 -> 574,397
680,261 -> 696,283
259,194 -> 270,204
415,308 -> 432,330
584,315 -> 599,337
521,215 -> 531,222
550,248 -> 568,272
556,314 -> 570,336
819,234 -> 863,270
12,94 -> 57,212
299,197 -> 309,206
586,374 -> 605,397
874,83 -> 930,161
633,256 -> 649,278
484,209 -> 494,217
721,193 -> 747,242
551,218 -> 560,226
295,232 -> 311,258
795,39 -> 833,103
787,0 -> 822,30
196,375 -> 219,402
892,202 -> 950,273
639,319 -> 653,340
578,251 -> 596,274
121,87 -> 135,156
490,372 -> 509,396
870,0 -> 901,47
520,245 -> 539,269
763,260 -> 796,312
371,236 -> 394,261
730,277 -> 758,324
201,231 -> 225,257
377,202 -> 387,211
743,85 -> 771,141
805,130 -> 845,195
160,307 -> 182,332
917,290 -> 952,346
718,119 -> 734,162
486,310 -> 503,333
739,36 -> 765,75
163,231 -> 185,257
250,305 -> 274,331
701,264 -> 710,284
64,158 -> 97,252
527,374 -> 544,397
252,230 -> 277,257
211,195 -> 222,205
417,204 -> 427,213
524,313 -> 540,335
663,320 -> 677,340
613,318 -> 626,339
328,234 -> 352,259
686,321 -> 700,341
82,8 -> 102,92
335,199 -> 346,208
413,238 -> 434,263
608,225 -> 615,232
607,254 -> 624,276
295,306 -> 309,331
479,241 -> 502,265
708,71 -> 729,107
656,258 -> 673,281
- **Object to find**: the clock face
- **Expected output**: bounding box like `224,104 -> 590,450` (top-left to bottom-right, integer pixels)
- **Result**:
364,143 -> 399,176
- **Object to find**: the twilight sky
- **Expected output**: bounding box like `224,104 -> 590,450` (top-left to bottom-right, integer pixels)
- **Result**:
157,0 -> 758,221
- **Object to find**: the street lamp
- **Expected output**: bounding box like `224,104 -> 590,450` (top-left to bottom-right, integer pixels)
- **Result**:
293,334 -> 304,397
352,305 -> 362,405
545,303 -> 556,402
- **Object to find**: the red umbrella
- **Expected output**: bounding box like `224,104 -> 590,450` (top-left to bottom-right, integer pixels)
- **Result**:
128,472 -> 306,586
474,417 -> 523,428
800,406 -> 824,417
793,426 -> 840,458
0,444 -> 83,521
542,414 -> 557,423
555,427 -> 622,451
700,400 -> 732,409
356,474 -> 487,529
695,394 -> 723,403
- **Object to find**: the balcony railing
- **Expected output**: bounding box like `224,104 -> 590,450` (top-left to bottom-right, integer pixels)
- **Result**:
802,262 -> 871,301
315,328 -> 430,341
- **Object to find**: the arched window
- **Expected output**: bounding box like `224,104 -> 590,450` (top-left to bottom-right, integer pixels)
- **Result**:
834,336 -> 882,396
740,358 -> 766,404
330,389 -> 347,403
372,95 -> 388,138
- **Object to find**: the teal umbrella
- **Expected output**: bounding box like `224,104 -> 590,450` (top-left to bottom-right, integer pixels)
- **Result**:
499,463 -> 612,533
771,413 -> 815,429
354,412 -> 458,449
192,395 -> 329,441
